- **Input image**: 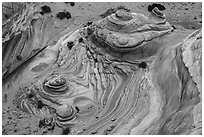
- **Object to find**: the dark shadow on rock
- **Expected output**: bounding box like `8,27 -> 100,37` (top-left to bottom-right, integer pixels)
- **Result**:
39,5 -> 52,15
56,11 -> 71,20
148,3 -> 166,12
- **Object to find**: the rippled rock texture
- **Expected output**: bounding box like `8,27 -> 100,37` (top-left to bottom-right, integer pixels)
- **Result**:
2,2 -> 202,135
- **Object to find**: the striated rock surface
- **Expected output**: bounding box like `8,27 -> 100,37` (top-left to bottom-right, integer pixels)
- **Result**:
2,2 -> 202,135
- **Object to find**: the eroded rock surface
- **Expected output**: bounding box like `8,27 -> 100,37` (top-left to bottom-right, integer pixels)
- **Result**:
2,2 -> 202,135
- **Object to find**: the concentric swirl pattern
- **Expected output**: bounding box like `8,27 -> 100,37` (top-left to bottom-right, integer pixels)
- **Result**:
3,3 -> 202,135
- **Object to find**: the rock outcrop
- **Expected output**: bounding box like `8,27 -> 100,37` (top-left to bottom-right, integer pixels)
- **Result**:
2,3 -> 202,135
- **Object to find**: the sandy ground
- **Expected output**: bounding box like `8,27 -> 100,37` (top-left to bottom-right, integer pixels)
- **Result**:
40,2 -> 202,29
2,2 -> 202,29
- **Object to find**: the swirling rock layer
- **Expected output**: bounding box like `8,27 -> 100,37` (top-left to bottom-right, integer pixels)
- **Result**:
88,8 -> 174,62
2,2 -> 202,135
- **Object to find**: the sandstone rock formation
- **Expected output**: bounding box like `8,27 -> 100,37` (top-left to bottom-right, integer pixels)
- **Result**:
2,2 -> 202,135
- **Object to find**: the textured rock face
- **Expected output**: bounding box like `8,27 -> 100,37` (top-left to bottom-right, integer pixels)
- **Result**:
89,8 -> 174,62
2,3 -> 202,135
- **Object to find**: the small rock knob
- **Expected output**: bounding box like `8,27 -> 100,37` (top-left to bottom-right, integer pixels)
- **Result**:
148,7 -> 166,24
57,104 -> 74,118
115,10 -> 133,21
152,7 -> 165,19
